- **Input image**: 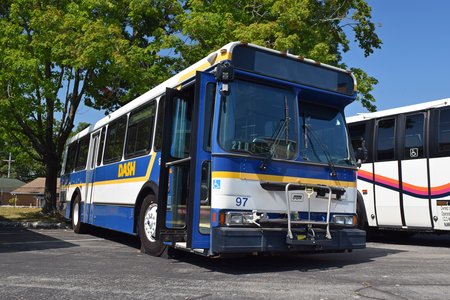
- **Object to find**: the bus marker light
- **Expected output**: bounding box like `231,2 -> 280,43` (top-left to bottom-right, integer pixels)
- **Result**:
362,189 -> 368,195
212,212 -> 217,223
219,211 -> 225,225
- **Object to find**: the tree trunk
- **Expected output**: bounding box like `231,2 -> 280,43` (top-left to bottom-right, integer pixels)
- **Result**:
42,158 -> 59,214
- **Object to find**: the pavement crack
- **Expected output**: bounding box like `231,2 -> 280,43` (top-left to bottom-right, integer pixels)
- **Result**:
184,294 -> 212,300
354,281 -> 409,300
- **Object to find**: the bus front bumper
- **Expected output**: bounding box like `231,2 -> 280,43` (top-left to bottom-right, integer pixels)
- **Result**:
211,227 -> 366,254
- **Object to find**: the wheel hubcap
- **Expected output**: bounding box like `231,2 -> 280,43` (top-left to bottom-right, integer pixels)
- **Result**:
144,204 -> 157,242
73,202 -> 79,226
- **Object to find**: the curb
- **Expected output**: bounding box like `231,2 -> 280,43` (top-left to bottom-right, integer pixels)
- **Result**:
0,221 -> 71,229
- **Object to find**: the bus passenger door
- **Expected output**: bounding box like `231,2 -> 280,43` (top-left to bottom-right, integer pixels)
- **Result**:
399,112 -> 432,229
374,117 -> 403,227
85,131 -> 101,223
157,71 -> 216,249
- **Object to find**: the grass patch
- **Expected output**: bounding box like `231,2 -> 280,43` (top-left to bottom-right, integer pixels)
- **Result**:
0,206 -> 66,223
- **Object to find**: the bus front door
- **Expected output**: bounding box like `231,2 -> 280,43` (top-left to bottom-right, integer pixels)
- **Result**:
85,131 -> 101,223
157,72 -> 216,250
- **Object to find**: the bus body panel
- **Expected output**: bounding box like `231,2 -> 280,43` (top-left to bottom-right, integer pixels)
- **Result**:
401,158 -> 432,228
348,98 -> 450,233
429,157 -> 450,230
373,161 -> 402,226
357,164 -> 378,227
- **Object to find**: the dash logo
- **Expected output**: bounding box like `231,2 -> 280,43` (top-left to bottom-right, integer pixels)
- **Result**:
118,161 -> 136,178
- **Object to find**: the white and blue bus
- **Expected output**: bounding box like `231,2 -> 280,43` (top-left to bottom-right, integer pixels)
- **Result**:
348,99 -> 450,233
61,42 -> 365,257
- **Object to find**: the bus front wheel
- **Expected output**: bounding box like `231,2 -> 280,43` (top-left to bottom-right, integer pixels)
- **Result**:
356,194 -> 368,231
72,194 -> 88,234
139,194 -> 166,256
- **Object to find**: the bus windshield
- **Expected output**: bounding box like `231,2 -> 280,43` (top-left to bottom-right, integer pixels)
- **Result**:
219,79 -> 297,160
299,102 -> 354,166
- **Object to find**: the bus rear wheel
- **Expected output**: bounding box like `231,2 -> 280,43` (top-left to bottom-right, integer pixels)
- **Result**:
139,194 -> 166,256
72,194 -> 88,234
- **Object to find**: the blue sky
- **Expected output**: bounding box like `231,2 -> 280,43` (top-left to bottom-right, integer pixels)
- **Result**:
344,0 -> 450,116
75,0 -> 450,124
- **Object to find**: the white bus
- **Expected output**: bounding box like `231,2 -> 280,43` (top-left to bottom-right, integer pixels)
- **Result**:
60,42 -> 365,257
347,98 -> 450,232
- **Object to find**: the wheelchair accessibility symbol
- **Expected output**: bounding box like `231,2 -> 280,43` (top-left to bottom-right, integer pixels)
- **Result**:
410,148 -> 419,158
213,179 -> 221,190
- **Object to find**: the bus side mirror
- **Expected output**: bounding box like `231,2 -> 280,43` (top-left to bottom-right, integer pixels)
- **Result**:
215,61 -> 234,96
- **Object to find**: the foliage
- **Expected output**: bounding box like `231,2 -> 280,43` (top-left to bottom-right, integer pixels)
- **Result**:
0,0 -> 381,213
0,206 -> 65,223
0,130 -> 45,182
0,0 -> 183,212
179,0 -> 381,111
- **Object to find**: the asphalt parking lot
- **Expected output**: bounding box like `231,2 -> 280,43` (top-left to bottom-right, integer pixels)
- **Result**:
1,227 -> 450,299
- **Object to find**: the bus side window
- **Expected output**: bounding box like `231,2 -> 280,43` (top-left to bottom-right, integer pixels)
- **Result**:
97,128 -> 106,166
404,113 -> 425,159
125,102 -> 156,159
438,108 -> 450,152
103,116 -> 127,164
75,135 -> 90,171
203,83 -> 216,152
154,96 -> 165,151
65,142 -> 78,173
376,118 -> 396,161
348,123 -> 368,163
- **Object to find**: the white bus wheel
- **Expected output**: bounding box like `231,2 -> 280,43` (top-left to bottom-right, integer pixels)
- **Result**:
72,194 -> 88,234
138,194 -> 166,256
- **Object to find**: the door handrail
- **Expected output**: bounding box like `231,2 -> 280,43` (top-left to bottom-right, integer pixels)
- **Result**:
165,157 -> 191,167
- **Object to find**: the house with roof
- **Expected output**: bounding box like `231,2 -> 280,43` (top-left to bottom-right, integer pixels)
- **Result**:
10,177 -> 60,207
0,178 -> 26,205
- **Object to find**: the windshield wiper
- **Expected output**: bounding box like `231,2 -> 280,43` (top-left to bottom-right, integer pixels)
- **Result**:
268,97 -> 290,158
259,97 -> 290,170
303,124 -> 337,177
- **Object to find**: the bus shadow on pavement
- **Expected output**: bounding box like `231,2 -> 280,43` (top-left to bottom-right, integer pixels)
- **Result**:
0,228 -> 77,254
168,246 -> 404,275
85,225 -> 141,249
367,231 -> 450,247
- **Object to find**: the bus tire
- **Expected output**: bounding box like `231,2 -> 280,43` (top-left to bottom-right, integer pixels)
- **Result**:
139,194 -> 166,256
356,194 -> 368,231
72,194 -> 88,234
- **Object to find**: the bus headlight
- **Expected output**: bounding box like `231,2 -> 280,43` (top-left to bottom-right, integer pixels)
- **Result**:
224,211 -> 254,226
331,215 -> 355,226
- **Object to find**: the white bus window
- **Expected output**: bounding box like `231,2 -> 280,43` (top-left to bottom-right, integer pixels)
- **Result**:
439,108 -> 450,152
376,118 -> 395,161
404,114 -> 424,158
125,102 -> 156,159
103,116 -> 127,164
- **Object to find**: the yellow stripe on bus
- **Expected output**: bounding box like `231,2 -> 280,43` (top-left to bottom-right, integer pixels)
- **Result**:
212,171 -> 356,188
66,153 -> 158,188
177,51 -> 232,84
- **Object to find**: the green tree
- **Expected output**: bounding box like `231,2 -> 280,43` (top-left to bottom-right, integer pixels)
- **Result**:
179,0 -> 381,111
0,0 -> 183,213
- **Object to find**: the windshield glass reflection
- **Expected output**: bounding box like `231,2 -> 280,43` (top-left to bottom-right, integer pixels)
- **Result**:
218,80 -> 297,160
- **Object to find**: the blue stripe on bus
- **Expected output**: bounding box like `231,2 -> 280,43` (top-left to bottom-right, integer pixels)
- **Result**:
89,203 -> 135,234
212,155 -> 356,182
